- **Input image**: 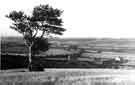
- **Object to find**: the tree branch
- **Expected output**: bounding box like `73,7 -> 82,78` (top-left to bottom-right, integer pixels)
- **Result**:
32,29 -> 38,38
40,30 -> 45,39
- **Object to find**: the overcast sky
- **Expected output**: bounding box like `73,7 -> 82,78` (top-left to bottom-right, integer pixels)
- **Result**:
0,0 -> 135,38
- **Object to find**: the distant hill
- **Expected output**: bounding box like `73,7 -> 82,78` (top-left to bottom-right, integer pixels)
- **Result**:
1,36 -> 135,54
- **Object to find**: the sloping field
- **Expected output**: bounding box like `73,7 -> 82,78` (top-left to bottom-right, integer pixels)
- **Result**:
0,69 -> 135,85
2,37 -> 135,54
82,51 -> 135,59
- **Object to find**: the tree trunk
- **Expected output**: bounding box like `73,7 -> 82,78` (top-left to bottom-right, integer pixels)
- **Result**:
28,46 -> 32,71
28,46 -> 32,64
28,45 -> 44,71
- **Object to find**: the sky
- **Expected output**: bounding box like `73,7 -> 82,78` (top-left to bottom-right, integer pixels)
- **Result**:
0,0 -> 135,38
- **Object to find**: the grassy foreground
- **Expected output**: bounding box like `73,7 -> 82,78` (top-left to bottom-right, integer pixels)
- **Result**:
0,69 -> 135,85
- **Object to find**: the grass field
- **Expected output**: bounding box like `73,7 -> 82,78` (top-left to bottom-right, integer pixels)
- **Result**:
0,69 -> 135,85
1,37 -> 135,53
1,37 -> 135,69
1,37 -> 135,84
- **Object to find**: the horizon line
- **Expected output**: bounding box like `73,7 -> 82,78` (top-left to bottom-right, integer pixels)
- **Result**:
1,35 -> 135,39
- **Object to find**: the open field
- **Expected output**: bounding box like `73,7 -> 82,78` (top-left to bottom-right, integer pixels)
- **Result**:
0,69 -> 135,85
1,37 -> 135,69
1,37 -> 135,84
1,37 -> 135,53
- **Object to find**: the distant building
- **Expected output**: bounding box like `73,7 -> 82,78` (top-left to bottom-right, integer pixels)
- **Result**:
115,57 -> 121,61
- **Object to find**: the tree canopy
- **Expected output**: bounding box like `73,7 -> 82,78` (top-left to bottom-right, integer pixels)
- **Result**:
6,4 -> 66,51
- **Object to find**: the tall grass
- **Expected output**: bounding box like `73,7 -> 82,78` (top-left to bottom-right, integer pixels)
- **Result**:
0,69 -> 135,85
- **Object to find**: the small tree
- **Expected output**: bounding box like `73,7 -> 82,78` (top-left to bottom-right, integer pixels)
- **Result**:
6,4 -> 66,71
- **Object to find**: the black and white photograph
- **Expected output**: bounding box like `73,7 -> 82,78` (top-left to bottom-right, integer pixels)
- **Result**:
0,0 -> 135,85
